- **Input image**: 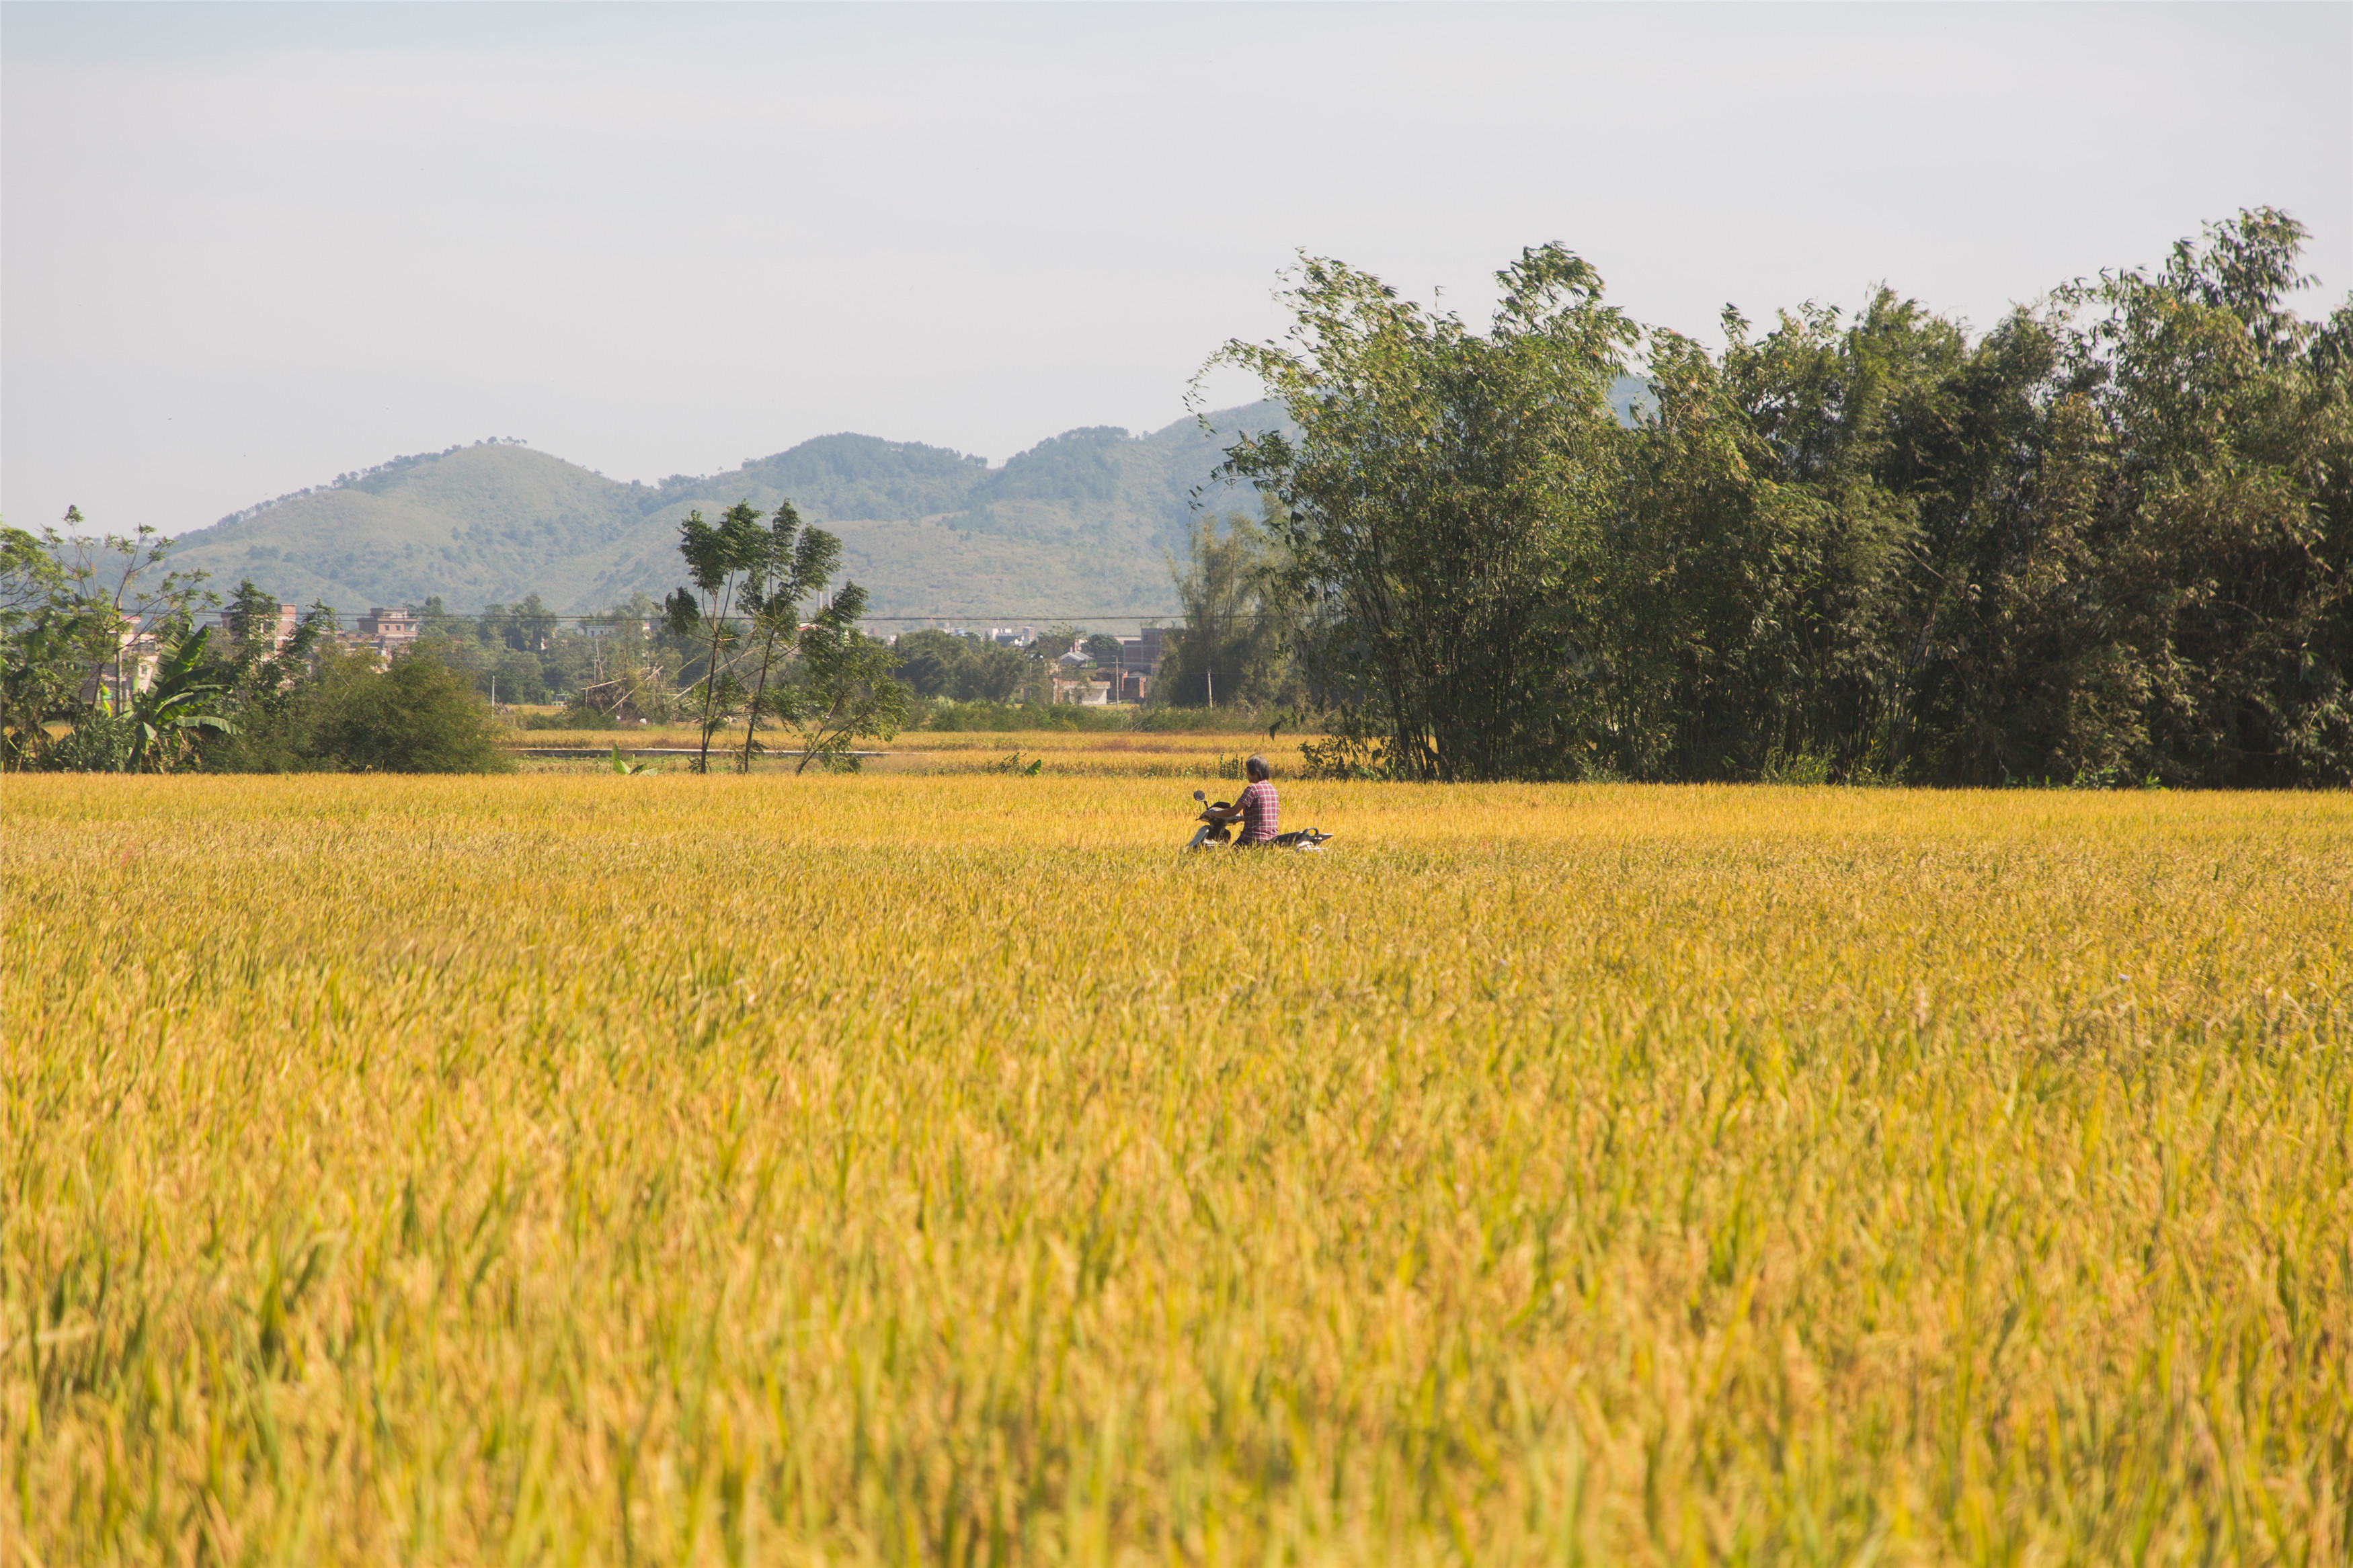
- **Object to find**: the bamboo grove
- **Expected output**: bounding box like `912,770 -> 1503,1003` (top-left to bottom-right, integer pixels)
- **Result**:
1211,208 -> 2352,786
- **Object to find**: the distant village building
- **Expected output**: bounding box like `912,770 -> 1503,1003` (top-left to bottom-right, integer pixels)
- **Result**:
356,606 -> 422,657
1121,626 -> 1173,673
1047,627 -> 1166,703
1051,649 -> 1103,704
209,602 -> 424,667
1109,626 -> 1172,702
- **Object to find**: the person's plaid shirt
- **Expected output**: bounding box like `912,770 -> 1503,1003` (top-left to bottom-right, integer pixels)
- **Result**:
1237,779 -> 1279,844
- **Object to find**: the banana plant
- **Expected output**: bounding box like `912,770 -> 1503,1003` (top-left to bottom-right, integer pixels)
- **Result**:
127,624 -> 235,772
609,741 -> 651,776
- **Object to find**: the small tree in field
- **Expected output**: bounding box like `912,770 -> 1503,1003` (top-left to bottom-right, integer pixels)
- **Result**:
735,501 -> 842,774
664,503 -> 765,772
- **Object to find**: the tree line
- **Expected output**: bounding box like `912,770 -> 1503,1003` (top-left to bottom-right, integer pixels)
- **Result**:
0,501 -> 1137,773
9,209 -> 2340,783
1174,208 -> 2351,786
0,532 -> 515,774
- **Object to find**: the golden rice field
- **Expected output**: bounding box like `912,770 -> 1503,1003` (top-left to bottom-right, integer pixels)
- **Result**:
3,768 -> 2349,1567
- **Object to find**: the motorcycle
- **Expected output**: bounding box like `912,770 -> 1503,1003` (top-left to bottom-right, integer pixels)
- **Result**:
1186,788 -> 1334,851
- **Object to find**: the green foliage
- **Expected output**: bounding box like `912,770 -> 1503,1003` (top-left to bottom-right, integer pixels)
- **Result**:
781,584 -> 911,773
982,425 -> 1126,504
654,497 -> 907,772
124,625 -> 235,772
303,644 -> 515,774
1210,244 -> 1636,780
0,523 -> 63,630
2,512 -> 218,772
892,629 -> 1034,704
207,641 -> 512,774
40,707 -> 136,772
479,593 -> 558,653
1,616 -> 94,771
523,703 -> 618,731
1218,212 -> 2353,786
192,585 -> 337,772
664,502 -> 766,770
735,433 -> 988,522
1156,505 -> 1310,708
417,594 -> 474,640
489,650 -> 546,704
733,500 -> 842,773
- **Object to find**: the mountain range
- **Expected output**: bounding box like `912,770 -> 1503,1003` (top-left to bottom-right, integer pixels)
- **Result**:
159,405 -> 1292,620
158,378 -> 1649,620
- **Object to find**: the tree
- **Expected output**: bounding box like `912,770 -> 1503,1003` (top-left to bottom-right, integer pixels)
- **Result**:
1158,505 -> 1306,708
893,629 -> 965,698
1210,215 -> 2350,786
2005,208 -> 2353,786
417,595 -> 474,640
51,513 -> 216,720
1,510 -> 216,772
510,592 -> 559,653
734,501 -> 842,773
664,503 -> 766,772
956,640 -> 1031,704
491,649 -> 546,705
196,585 -> 336,772
1205,245 -> 1637,780
0,523 -> 76,770
1032,622 -> 1084,663
0,524 -> 61,630
1689,208 -> 2350,787
304,643 -> 514,774
1612,296 -> 1999,782
891,629 -> 1031,704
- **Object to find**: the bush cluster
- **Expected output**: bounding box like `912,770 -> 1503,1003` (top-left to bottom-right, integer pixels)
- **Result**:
203,642 -> 513,774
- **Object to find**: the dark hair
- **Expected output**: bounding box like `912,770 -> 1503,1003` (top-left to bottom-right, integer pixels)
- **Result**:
1245,754 -> 1270,780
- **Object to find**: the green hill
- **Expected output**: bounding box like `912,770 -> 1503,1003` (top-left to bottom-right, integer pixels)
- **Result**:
162,405 -> 1289,619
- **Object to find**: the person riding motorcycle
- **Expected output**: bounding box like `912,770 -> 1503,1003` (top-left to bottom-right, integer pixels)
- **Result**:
1200,755 -> 1279,845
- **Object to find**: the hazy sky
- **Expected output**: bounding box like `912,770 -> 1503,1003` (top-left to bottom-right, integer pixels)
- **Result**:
5,1 -> 2348,538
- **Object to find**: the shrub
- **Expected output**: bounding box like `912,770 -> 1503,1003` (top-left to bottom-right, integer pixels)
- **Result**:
40,712 -> 136,772
208,643 -> 513,774
312,649 -> 514,773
